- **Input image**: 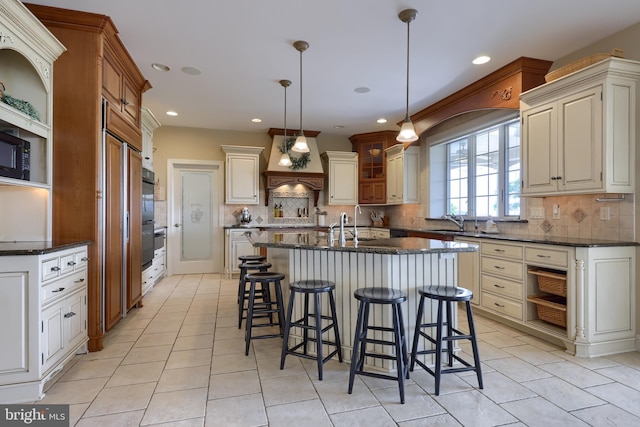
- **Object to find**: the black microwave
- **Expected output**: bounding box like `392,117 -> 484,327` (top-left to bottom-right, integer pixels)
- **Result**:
0,130 -> 30,181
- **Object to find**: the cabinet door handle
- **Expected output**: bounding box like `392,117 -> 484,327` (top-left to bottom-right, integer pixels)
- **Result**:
494,302 -> 505,308
493,284 -> 505,289
493,265 -> 505,270
51,266 -> 60,272
67,261 -> 77,266
64,311 -> 76,318
74,278 -> 85,284
52,287 -> 65,293
536,254 -> 551,259
493,249 -> 505,253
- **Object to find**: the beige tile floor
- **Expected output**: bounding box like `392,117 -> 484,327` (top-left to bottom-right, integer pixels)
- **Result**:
37,273 -> 640,426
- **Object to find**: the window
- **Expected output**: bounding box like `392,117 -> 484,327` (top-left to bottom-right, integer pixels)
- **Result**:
442,118 -> 520,218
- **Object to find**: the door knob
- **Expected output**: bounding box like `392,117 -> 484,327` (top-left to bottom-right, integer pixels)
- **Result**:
174,223 -> 181,227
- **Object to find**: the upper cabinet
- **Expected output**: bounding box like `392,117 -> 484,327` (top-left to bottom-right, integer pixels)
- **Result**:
350,130 -> 397,205
321,151 -> 358,205
385,144 -> 420,205
141,107 -> 160,170
521,58 -> 640,196
222,145 -> 264,205
0,0 -> 65,241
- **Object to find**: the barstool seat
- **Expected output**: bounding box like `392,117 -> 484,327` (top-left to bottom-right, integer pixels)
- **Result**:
410,285 -> 483,395
238,261 -> 272,328
280,280 -> 342,380
238,254 -> 267,263
348,287 -> 409,404
243,271 -> 286,356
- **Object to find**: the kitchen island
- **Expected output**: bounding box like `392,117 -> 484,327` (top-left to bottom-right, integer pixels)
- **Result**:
245,229 -> 478,369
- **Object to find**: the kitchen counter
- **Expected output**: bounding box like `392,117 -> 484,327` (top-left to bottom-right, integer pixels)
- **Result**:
249,231 -> 476,371
0,239 -> 92,256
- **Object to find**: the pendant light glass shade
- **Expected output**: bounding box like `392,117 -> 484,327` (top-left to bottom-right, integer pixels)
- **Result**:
292,40 -> 310,153
397,9 -> 419,144
279,151 -> 292,166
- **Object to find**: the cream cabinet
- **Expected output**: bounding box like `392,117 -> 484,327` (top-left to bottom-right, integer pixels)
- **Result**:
141,108 -> 161,171
369,228 -> 390,239
0,0 -> 65,241
321,151 -> 358,205
222,145 -> 264,205
461,236 -> 636,357
521,58 -> 640,196
0,244 -> 88,403
225,229 -> 259,276
385,145 -> 419,205
456,237 -> 481,306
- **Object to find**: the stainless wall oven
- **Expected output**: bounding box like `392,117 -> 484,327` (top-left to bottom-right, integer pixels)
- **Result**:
142,168 -> 154,268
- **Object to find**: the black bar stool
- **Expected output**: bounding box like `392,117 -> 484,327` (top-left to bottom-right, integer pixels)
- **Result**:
237,261 -> 272,328
348,287 -> 409,404
237,256 -> 268,304
244,271 -> 286,356
280,280 -> 342,380
410,286 -> 483,396
238,254 -> 267,263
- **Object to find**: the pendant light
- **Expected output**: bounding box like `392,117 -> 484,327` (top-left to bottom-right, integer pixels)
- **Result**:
292,40 -> 310,153
397,9 -> 419,144
278,79 -> 293,166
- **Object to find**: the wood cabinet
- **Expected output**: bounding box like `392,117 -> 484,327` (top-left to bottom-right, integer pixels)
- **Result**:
460,236 -> 636,357
321,151 -> 358,205
0,244 -> 88,404
521,58 -> 640,196
385,144 -> 420,205
27,4 -> 151,351
221,145 -> 264,205
0,0 -> 65,241
350,131 -> 398,204
141,107 -> 161,170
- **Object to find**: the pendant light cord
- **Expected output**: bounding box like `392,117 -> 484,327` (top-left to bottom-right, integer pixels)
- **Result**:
405,18 -> 411,121
299,48 -> 304,136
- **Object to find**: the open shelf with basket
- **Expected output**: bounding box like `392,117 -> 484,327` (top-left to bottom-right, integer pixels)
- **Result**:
526,268 -> 567,332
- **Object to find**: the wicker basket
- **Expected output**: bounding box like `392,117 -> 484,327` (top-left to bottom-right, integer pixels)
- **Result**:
528,269 -> 566,297
527,295 -> 567,328
545,48 -> 624,82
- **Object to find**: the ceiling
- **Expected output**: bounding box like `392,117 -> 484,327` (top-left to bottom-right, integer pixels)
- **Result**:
24,0 -> 640,137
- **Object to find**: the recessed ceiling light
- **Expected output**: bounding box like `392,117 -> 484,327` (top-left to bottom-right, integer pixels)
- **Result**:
151,63 -> 170,72
354,87 -> 370,93
251,118 -> 262,123
166,111 -> 178,116
472,55 -> 491,65
333,125 -> 344,129
181,66 -> 203,76
377,118 -> 388,124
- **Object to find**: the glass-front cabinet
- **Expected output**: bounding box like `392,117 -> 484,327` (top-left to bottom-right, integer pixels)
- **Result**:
350,130 -> 398,205
0,0 -> 65,241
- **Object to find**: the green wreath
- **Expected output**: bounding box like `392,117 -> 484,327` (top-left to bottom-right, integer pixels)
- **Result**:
280,136 -> 311,170
0,93 -> 40,121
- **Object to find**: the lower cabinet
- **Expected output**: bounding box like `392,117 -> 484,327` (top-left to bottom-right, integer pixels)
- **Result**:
0,245 -> 89,403
142,246 -> 166,296
456,237 -> 480,306
225,229 -> 259,275
455,237 -> 636,357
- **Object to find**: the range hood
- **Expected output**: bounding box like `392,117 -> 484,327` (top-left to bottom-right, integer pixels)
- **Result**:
263,128 -> 325,206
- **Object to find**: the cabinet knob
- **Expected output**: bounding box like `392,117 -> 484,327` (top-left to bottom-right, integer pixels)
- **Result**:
121,98 -> 130,106
67,261 -> 77,266
81,257 -> 89,262
52,287 -> 65,293
64,311 -> 77,318
174,223 -> 181,228
51,266 -> 60,272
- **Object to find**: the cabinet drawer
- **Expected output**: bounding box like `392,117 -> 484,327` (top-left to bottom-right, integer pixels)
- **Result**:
41,271 -> 86,305
525,246 -> 568,268
74,249 -> 89,270
41,257 -> 61,282
60,253 -> 75,275
482,242 -> 523,260
481,274 -> 523,300
481,257 -> 523,281
482,292 -> 523,320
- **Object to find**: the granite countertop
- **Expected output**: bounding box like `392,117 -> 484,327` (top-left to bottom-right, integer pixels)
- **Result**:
244,229 -> 477,255
227,223 -> 637,248
0,239 -> 92,256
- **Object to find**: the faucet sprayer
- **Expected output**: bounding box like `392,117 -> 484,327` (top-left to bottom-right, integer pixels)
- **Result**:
353,204 -> 362,244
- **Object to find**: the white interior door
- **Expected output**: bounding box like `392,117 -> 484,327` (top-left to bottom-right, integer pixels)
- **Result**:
168,160 -> 223,274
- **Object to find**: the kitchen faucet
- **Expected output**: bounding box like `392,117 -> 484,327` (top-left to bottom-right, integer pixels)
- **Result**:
442,213 -> 465,231
339,212 -> 348,246
353,204 -> 362,244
